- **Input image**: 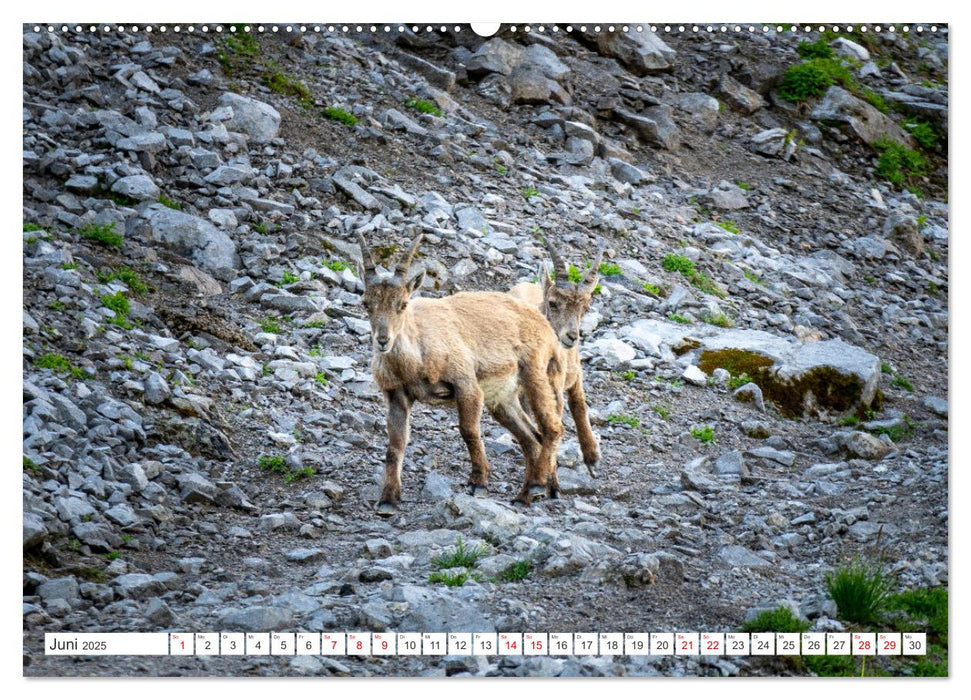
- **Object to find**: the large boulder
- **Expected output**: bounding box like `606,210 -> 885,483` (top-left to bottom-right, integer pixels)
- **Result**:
588,30 -> 676,75
218,93 -> 281,144
811,86 -> 912,147
136,204 -> 238,280
620,320 -> 881,417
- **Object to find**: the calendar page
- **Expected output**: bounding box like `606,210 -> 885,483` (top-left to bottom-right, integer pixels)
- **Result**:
21,12 -> 948,681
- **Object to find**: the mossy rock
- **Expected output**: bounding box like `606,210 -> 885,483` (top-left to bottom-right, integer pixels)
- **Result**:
698,338 -> 880,418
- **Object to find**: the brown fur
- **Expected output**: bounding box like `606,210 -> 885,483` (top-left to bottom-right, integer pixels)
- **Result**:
509,242 -> 603,476
358,234 -> 565,514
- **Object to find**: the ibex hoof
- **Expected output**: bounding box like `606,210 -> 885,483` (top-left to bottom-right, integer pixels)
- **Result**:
548,487 -> 560,500
528,484 -> 548,501
585,461 -> 599,479
375,501 -> 397,517
469,484 -> 488,498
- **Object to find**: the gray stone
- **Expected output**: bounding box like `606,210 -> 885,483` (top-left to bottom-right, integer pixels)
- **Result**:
751,128 -> 798,161
65,174 -> 100,194
285,548 -> 326,563
381,108 -> 428,136
145,598 -> 175,626
144,372 -> 170,405
608,158 -> 649,185
681,365 -> 708,386
37,577 -> 80,604
811,86 -> 913,147
219,93 -> 281,144
204,164 -> 256,186
393,584 -> 496,632
332,167 -> 381,212
843,431 -> 893,460
178,473 -> 219,504
589,337 -> 636,367
442,494 -> 528,541
921,395 -> 947,417
104,503 -> 138,527
24,512 -> 48,549
713,450 -> 748,476
746,446 -> 796,467
701,181 -> 749,211
364,539 -> 394,559
717,545 -> 770,569
116,132 -> 167,152
111,175 -> 159,201
589,30 -> 676,75
733,382 -> 766,412
676,93 -> 720,132
216,606 -> 295,632
719,74 -> 764,114
137,203 -> 238,280
831,38 -> 870,62
113,574 -> 166,599
116,462 -> 149,491
614,106 -> 681,151
883,213 -> 924,257
467,38 -> 523,76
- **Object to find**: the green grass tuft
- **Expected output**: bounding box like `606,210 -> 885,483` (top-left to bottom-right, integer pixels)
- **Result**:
78,222 -> 122,248
691,426 -> 715,444
741,606 -> 810,634
796,38 -> 835,60
826,557 -> 893,625
607,413 -> 640,428
431,537 -> 487,570
874,139 -> 928,188
404,97 -> 443,117
668,313 -> 691,324
34,353 -> 86,379
498,559 -> 532,582
323,106 -> 358,126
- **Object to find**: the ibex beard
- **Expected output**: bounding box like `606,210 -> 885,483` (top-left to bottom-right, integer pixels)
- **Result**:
509,238 -> 604,477
358,232 -> 566,516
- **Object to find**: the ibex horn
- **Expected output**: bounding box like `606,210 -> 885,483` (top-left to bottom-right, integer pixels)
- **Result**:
582,243 -> 606,288
395,233 -> 423,278
357,232 -> 376,278
543,236 -> 571,283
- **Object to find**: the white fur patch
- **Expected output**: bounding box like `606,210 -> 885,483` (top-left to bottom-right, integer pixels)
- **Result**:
479,375 -> 519,410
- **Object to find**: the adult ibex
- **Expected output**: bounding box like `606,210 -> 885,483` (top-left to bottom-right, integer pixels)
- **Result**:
357,232 -> 565,516
510,239 -> 603,478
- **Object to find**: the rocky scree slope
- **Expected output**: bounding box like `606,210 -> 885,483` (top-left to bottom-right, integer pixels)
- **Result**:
22,25 -> 947,677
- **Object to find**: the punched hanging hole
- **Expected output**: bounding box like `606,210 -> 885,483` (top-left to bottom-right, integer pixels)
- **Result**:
471,23 -> 501,37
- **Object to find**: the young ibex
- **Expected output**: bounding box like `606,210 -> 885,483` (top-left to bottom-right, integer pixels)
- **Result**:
509,239 -> 604,478
357,232 -> 566,516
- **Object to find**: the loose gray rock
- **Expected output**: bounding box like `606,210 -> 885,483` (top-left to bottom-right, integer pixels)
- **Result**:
136,204 -> 238,280
219,93 -> 282,143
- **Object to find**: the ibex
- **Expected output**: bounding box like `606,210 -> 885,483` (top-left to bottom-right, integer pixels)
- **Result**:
510,239 -> 603,478
357,232 -> 566,516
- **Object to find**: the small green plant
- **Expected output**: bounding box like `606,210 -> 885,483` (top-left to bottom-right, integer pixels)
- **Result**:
607,413 -> 640,428
702,311 -> 733,328
691,426 -> 715,444
874,139 -> 928,187
521,186 -> 540,200
34,353 -> 86,379
743,269 -> 764,285
314,371 -> 328,386
303,320 -> 327,329
404,97 -> 443,117
258,454 -> 287,474
880,362 -> 893,374
778,58 -> 853,102
47,300 -> 67,311
598,262 -> 622,276
216,27 -> 260,76
263,63 -> 312,103
926,281 -> 939,296
60,262 -> 78,270
668,313 -> 691,324
323,106 -> 358,126
736,181 -> 752,191
100,291 -> 132,329
498,559 -> 533,583
619,370 -> 636,382
24,223 -> 43,232
260,318 -> 282,334
104,551 -> 121,561
890,374 -> 914,392
903,120 -> 939,150
839,415 -> 861,427
277,270 -> 300,286
826,557 -> 893,625
78,222 -> 123,248
662,254 -> 695,275
23,456 -> 40,475
495,162 -> 508,176
715,220 -> 740,234
796,38 -> 835,60
284,467 -> 315,484
860,87 -> 889,114
728,373 -> 753,390
641,282 -> 661,296
431,537 -> 487,570
651,405 -> 670,420
428,570 -> 474,586
158,194 -> 182,210
741,606 -> 811,634
323,259 -> 352,273
252,222 -> 268,234
99,267 -> 148,295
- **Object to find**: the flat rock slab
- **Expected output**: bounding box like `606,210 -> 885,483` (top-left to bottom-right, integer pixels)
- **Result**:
137,203 -> 238,280
620,319 -> 880,417
219,93 -> 281,144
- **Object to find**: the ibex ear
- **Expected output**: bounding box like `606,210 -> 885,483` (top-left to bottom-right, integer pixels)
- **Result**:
405,268 -> 425,295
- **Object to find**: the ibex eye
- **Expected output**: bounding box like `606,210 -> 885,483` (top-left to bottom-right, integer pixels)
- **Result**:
398,302 -> 408,311
549,301 -> 559,309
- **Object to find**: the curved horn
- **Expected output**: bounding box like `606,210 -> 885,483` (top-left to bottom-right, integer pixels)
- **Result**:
357,232 -> 376,278
582,243 -> 606,288
394,233 -> 423,279
543,236 -> 571,283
